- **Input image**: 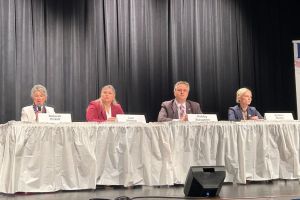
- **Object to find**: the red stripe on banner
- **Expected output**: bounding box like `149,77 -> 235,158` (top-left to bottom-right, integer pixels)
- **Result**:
295,59 -> 300,68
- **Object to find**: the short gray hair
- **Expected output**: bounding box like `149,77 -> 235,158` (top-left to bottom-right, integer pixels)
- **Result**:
31,84 -> 48,99
174,81 -> 190,92
236,87 -> 251,103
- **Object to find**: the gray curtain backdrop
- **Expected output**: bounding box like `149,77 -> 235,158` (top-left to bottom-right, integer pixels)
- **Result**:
0,0 -> 298,122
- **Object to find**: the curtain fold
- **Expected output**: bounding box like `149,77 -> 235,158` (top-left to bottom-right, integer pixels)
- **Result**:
0,0 -> 297,122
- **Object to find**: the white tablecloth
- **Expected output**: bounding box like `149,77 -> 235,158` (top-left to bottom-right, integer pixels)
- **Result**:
0,121 -> 299,193
169,121 -> 300,184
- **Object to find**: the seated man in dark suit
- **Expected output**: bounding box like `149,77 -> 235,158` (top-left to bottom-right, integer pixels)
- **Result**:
157,81 -> 202,122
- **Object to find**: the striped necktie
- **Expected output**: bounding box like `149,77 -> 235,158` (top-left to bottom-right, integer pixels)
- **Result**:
179,104 -> 185,118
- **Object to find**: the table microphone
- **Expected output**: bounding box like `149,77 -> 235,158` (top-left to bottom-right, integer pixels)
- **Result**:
37,105 -> 42,112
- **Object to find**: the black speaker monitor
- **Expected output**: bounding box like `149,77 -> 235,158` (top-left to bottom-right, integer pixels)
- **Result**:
184,166 -> 226,197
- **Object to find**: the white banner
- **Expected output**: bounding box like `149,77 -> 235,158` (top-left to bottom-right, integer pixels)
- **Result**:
293,40 -> 300,119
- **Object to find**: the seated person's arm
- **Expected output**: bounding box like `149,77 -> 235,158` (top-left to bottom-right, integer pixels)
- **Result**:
251,108 -> 263,120
86,103 -> 104,122
157,103 -> 173,122
256,110 -> 263,119
195,103 -> 203,114
107,104 -> 124,122
117,104 -> 124,115
228,108 -> 237,121
21,108 -> 29,122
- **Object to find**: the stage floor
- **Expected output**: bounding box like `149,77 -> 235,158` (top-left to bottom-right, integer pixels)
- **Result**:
1,180 -> 300,200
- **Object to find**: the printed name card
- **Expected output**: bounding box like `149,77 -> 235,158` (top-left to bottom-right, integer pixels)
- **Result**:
38,113 -> 72,123
116,114 -> 146,123
264,113 -> 294,121
187,114 -> 218,122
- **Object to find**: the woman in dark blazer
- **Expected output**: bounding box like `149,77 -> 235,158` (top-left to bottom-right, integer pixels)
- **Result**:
86,85 -> 124,122
228,88 -> 263,121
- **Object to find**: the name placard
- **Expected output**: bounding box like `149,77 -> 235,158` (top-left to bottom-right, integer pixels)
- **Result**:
116,114 -> 146,123
187,114 -> 218,122
38,113 -> 72,123
264,113 -> 294,121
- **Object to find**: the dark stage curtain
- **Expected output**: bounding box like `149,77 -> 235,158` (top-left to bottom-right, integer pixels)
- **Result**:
0,0 -> 299,122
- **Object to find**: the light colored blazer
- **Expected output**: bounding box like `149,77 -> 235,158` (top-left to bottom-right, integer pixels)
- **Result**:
157,99 -> 202,122
21,105 -> 55,122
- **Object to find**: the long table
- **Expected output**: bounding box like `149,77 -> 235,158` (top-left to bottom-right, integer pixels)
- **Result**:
0,121 -> 299,193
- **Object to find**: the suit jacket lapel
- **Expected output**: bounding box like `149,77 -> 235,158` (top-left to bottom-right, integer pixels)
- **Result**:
237,107 -> 244,120
30,107 -> 36,121
247,107 -> 254,118
172,100 -> 179,119
186,101 -> 192,114
99,103 -> 107,120
111,104 -> 117,118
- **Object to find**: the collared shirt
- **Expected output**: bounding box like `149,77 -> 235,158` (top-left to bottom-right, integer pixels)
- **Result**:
106,106 -> 112,119
242,110 -> 248,120
239,106 -> 249,120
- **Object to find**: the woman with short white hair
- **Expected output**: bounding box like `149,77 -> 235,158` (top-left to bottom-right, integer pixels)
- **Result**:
228,88 -> 263,121
21,84 -> 55,122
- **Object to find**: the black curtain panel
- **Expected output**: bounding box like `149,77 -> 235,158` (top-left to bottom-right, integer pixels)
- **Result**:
0,0 -> 299,123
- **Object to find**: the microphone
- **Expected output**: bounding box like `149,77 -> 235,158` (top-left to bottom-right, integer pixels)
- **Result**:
37,105 -> 42,112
